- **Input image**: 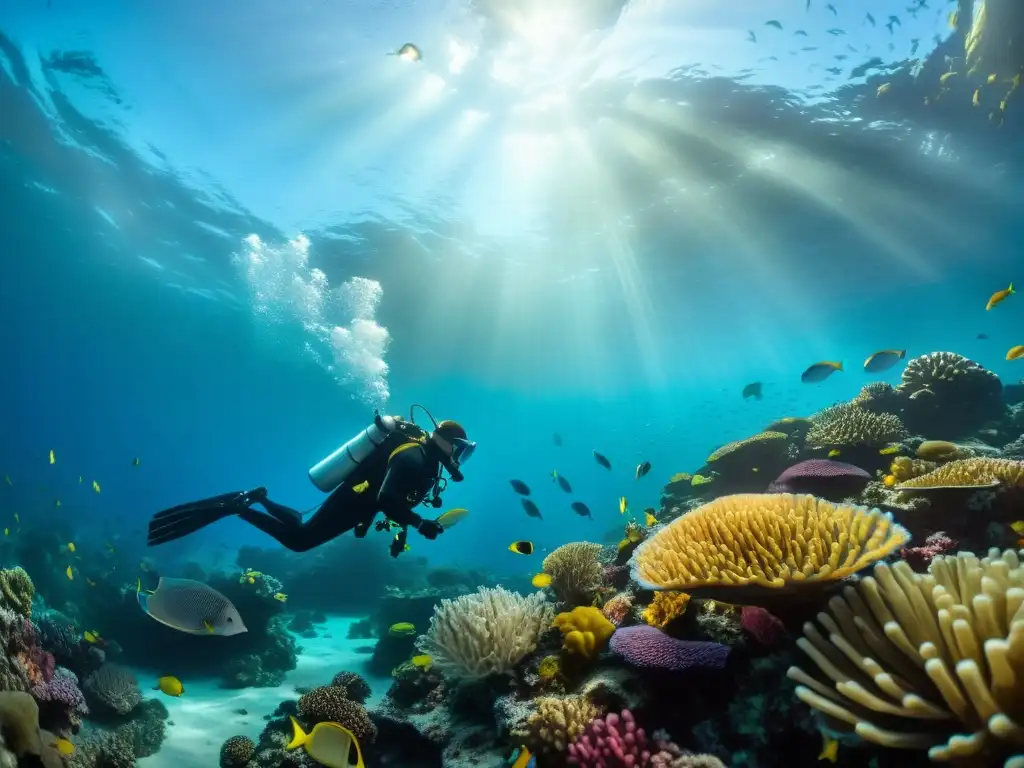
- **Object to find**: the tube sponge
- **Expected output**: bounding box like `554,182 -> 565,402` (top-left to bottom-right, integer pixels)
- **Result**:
629,493 -> 909,601
787,550 -> 1024,764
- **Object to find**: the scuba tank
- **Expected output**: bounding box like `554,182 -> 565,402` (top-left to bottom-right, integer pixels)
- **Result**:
308,413 -> 399,492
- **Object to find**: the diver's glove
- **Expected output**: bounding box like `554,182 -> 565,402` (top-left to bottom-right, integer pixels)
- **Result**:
416,518 -> 444,540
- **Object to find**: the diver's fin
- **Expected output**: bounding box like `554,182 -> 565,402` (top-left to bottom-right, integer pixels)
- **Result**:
147,496 -> 246,547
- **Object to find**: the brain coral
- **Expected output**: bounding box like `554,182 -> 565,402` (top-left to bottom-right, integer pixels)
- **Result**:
219,735 -> 255,768
788,550 -> 1024,765
297,685 -> 376,743
706,431 -> 789,466
542,543 -> 605,607
629,494 -> 909,602
767,459 -> 871,494
896,352 -> 1003,438
896,457 -> 1024,490
805,402 -> 909,447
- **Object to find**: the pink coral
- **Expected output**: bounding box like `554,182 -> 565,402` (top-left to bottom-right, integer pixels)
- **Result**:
568,710 -> 651,767
16,620 -> 55,687
740,606 -> 785,648
900,531 -> 957,571
601,594 -> 634,626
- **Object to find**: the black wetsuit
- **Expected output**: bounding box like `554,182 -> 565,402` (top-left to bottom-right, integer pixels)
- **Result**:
241,433 -> 441,552
147,421 -> 445,554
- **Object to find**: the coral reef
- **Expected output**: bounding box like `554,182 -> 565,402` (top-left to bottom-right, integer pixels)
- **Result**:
542,543 -> 605,607
513,693 -> 603,757
896,457 -> 1024,490
766,459 -> 871,498
297,685 -> 377,742
805,402 -> 909,447
610,626 -> 729,671
331,670 -> 372,704
553,607 -> 615,660
82,663 -> 141,718
219,735 -> 256,768
641,592 -> 690,631
416,586 -> 554,680
704,432 -> 793,493
630,493 -> 909,602
896,351 -> 1003,438
0,567 -> 34,619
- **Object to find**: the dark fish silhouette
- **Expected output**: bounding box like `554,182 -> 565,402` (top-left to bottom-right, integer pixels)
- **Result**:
571,501 -> 592,519
593,451 -> 611,470
742,382 -> 763,400
636,461 -> 652,480
509,479 -> 531,496
555,474 -> 572,493
521,499 -> 542,520
977,333 -> 989,340
553,433 -> 563,447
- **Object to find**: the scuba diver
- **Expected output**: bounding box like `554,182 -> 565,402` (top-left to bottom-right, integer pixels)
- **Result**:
147,405 -> 475,558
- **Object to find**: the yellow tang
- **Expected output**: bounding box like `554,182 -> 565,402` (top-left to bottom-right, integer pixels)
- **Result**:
827,449 -> 841,458
92,480 -> 101,494
436,508 -> 469,529
1006,345 -> 1024,361
388,622 -> 416,637
618,496 -> 628,515
83,631 -> 100,644
287,717 -> 365,768
531,573 -> 551,588
818,734 -> 838,763
509,541 -> 534,555
155,676 -> 184,697
644,510 -> 657,527
1011,521 -> 1024,535
49,450 -> 55,465
274,593 -> 288,602
879,444 -> 900,455
53,738 -> 74,756
410,654 -> 432,669
65,566 -> 73,581
68,542 -> 76,553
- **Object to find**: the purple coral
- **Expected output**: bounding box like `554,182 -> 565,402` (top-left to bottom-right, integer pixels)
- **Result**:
767,460 -> 871,495
901,532 -> 958,571
568,710 -> 651,767
609,625 -> 729,671
33,668 -> 88,714
740,606 -> 785,648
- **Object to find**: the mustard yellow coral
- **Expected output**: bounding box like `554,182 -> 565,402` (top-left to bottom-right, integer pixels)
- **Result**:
896,458 -> 1024,490
542,542 -> 604,607
641,591 -> 690,629
890,456 -> 939,483
629,493 -> 909,600
706,431 -> 789,464
553,606 -> 614,659
512,694 -> 603,755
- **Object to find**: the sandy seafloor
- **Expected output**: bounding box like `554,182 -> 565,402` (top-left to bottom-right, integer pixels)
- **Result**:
130,616 -> 389,767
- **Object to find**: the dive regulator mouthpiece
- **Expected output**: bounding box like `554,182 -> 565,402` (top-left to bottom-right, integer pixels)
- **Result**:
308,414 -> 398,492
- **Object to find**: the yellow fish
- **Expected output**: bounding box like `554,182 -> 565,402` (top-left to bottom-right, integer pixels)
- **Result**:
286,717 -> 365,768
65,566 -> 73,581
49,450 -> 55,465
352,480 -> 370,494
154,676 -> 184,697
83,631 -> 100,644
988,73 -> 998,84
1006,345 -> 1024,362
67,542 -> 76,553
619,496 -> 628,515
247,577 -> 255,584
53,738 -> 74,756
827,449 -> 841,458
531,573 -> 552,589
92,480 -> 101,493
987,283 -> 1015,310
973,88 -> 980,106
410,654 -> 432,669
939,71 -> 957,86
388,622 -> 416,637
818,735 -> 838,762
436,508 -> 469,528
879,444 -> 901,455
644,510 -> 657,526
511,746 -> 534,768
948,9 -> 958,29
508,540 -> 534,555
1011,521 -> 1024,535
876,82 -> 890,97
273,593 -> 288,602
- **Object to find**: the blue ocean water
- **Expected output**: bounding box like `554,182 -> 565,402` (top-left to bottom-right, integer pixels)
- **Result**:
1,0 -> 1024,765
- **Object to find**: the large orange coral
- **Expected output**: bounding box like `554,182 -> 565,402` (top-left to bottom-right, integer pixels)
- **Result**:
629,493 -> 909,601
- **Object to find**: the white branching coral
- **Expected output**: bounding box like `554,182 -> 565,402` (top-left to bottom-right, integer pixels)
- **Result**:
416,586 -> 554,681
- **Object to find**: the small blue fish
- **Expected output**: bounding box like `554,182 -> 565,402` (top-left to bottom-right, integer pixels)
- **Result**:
801,361 -> 843,383
863,350 -> 906,373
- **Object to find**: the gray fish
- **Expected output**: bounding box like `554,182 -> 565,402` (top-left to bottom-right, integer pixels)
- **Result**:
593,451 -> 611,470
636,461 -> 652,480
556,474 -> 572,493
571,501 -> 592,518
801,361 -> 843,383
863,349 -> 906,373
521,499 -> 542,520
137,577 -> 246,636
510,479 -> 531,496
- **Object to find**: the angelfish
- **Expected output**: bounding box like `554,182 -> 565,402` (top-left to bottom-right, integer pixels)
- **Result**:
136,577 -> 247,636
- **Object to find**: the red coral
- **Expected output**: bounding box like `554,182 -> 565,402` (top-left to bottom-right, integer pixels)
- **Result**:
900,532 -> 957,571
740,606 -> 785,648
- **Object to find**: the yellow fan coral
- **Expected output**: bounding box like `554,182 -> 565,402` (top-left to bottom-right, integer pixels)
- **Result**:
513,694 -> 603,755
806,402 -> 909,447
629,494 -> 909,601
706,431 -> 789,464
787,550 -> 1024,765
641,591 -> 690,629
553,606 -> 614,659
895,457 -> 1024,490
542,542 -> 605,607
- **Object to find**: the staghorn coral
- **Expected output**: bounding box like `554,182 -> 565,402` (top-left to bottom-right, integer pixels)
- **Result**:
513,693 -> 603,756
630,493 -> 909,601
553,607 -> 615,660
219,735 -> 255,768
787,550 -> 1024,765
416,586 -> 554,680
896,352 -> 1003,438
641,592 -> 690,630
610,625 -> 729,671
542,543 -> 605,607
806,402 -> 909,447
0,568 -> 34,619
330,670 -> 371,704
896,457 -> 1024,491
891,456 -> 940,483
297,685 -> 376,743
706,431 -> 789,465
82,663 -> 140,717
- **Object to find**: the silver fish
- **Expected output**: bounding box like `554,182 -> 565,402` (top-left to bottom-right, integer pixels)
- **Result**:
137,577 -> 247,636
